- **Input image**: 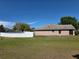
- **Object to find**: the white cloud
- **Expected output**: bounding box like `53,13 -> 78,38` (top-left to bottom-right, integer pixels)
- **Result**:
28,21 -> 39,25
0,21 -> 15,29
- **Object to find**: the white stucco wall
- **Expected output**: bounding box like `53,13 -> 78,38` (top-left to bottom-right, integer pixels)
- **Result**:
34,30 -> 75,36
0,32 -> 34,37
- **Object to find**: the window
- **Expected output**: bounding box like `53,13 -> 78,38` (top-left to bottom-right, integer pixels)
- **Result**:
59,30 -> 61,34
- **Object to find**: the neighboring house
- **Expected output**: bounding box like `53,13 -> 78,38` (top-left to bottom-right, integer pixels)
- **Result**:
34,24 -> 75,36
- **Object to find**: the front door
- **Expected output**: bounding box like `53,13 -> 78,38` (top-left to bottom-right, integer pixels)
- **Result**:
69,30 -> 73,35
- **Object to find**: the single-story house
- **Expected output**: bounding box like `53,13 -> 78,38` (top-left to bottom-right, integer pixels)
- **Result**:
34,24 -> 75,36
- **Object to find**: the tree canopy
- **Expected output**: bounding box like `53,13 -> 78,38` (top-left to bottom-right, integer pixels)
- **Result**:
13,23 -> 32,32
59,16 -> 79,29
0,25 -> 5,32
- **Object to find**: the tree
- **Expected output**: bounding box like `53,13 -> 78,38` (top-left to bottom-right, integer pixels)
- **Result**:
59,16 -> 79,29
0,25 -> 5,32
13,23 -> 32,32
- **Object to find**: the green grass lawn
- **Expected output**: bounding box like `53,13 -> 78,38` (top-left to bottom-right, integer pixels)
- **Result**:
0,36 -> 79,59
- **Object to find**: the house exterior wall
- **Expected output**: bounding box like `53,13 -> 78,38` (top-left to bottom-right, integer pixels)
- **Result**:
73,30 -> 75,36
59,31 -> 69,36
34,30 -> 75,36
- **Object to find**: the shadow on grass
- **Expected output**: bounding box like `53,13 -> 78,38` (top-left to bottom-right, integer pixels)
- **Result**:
72,54 -> 79,59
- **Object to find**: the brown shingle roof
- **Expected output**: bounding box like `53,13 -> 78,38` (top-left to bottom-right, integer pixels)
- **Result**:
35,24 -> 75,30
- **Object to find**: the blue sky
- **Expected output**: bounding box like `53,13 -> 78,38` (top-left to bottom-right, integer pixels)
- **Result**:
0,0 -> 79,28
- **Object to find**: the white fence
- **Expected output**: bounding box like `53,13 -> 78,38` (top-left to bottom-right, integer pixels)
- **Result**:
0,32 -> 34,37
